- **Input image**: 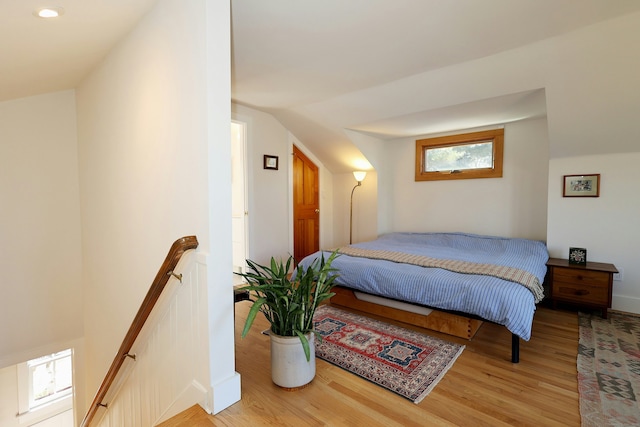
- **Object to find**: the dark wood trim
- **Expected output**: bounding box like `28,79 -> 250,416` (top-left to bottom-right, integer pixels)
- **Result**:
80,236 -> 199,427
331,286 -> 483,340
415,128 -> 504,181
331,286 -> 522,363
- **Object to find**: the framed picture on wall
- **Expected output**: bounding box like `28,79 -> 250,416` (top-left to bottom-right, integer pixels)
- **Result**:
563,174 -> 600,197
264,155 -> 279,170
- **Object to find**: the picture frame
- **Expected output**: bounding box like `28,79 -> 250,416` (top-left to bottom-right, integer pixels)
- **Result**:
568,247 -> 587,265
263,155 -> 279,170
563,174 -> 600,197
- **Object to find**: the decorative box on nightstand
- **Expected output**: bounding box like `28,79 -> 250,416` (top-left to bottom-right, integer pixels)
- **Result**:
546,258 -> 618,319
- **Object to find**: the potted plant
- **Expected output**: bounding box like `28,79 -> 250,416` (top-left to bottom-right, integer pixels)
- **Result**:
236,251 -> 339,388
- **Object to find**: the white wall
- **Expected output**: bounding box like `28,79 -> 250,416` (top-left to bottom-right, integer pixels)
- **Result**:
32,411 -> 73,427
232,103 -> 336,263
0,364 -> 22,427
333,171 -> 378,246
0,91 -> 83,368
548,152 -> 640,313
377,119 -> 549,240
232,103 -> 290,263
536,12 -> 640,313
76,0 -> 237,414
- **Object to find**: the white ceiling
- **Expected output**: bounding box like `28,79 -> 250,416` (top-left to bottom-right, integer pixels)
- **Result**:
0,0 -> 158,102
3,0 -> 640,172
230,0 -> 640,171
346,89 -> 548,139
230,0 -> 640,111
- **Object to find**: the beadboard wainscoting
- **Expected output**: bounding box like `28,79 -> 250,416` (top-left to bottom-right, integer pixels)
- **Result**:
93,251 -> 211,426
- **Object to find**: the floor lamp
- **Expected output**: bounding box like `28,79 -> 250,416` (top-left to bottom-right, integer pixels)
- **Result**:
350,171 -> 367,244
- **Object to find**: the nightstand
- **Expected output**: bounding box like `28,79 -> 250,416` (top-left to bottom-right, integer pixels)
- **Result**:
546,258 -> 618,319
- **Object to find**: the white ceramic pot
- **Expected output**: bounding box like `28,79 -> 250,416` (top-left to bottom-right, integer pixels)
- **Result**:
269,331 -> 315,389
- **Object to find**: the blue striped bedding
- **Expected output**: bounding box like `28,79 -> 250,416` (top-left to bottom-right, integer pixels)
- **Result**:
301,232 -> 549,340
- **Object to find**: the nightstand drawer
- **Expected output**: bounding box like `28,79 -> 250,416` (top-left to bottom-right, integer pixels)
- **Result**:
552,267 -> 609,287
551,281 -> 609,305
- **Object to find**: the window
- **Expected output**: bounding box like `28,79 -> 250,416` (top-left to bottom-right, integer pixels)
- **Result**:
17,349 -> 73,425
415,129 -> 504,181
27,349 -> 73,408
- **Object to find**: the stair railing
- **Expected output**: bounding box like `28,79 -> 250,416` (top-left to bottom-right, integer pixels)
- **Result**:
80,235 -> 199,427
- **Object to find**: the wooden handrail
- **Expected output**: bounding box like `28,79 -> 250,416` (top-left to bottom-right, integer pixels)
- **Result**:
80,235 -> 199,427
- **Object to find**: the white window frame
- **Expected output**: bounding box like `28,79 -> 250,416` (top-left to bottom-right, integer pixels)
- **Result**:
17,349 -> 74,425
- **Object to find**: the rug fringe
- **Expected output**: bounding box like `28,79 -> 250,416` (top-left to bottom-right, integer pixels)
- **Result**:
413,345 -> 465,404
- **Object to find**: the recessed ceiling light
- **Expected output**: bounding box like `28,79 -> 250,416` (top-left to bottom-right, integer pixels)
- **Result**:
34,7 -> 65,19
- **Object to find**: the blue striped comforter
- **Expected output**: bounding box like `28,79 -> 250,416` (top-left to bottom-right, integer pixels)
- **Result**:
301,232 -> 549,340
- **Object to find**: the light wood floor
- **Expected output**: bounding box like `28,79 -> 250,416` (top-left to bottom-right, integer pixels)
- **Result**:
161,301 -> 581,426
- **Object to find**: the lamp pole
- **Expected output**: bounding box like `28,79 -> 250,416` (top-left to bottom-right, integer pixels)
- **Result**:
349,181 -> 361,244
349,171 -> 367,245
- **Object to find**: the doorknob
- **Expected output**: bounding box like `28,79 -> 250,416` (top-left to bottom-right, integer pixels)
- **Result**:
315,209 -> 320,214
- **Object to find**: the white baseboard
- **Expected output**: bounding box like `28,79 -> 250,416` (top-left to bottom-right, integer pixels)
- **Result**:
208,372 -> 241,415
612,294 -> 640,315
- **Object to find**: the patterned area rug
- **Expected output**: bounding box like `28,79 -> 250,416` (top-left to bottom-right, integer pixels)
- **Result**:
578,311 -> 640,426
313,305 -> 464,403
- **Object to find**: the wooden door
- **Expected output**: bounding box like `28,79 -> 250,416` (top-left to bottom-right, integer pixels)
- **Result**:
293,145 -> 319,262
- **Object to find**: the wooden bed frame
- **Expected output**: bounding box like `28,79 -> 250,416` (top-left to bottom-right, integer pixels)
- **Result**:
330,286 -> 521,363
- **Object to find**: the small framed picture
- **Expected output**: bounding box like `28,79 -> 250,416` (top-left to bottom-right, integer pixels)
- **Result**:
563,174 -> 600,197
263,155 -> 279,170
568,247 -> 587,265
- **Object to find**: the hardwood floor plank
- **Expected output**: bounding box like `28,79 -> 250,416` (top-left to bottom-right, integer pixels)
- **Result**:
161,302 -> 581,426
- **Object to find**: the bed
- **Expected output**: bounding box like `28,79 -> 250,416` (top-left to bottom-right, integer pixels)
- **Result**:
298,232 -> 549,363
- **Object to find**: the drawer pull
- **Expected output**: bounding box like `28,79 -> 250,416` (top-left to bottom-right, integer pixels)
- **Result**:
575,290 -> 590,296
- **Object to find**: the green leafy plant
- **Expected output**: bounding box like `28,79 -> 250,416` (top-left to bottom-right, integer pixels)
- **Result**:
236,251 -> 339,361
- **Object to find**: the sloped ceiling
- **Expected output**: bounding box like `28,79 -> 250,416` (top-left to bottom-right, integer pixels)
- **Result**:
2,0 -> 640,173
0,0 -> 158,102
230,0 -> 640,172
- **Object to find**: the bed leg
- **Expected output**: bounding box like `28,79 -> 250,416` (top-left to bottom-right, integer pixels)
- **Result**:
511,334 -> 520,363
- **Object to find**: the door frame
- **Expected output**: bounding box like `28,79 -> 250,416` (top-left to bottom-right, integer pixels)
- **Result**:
231,119 -> 249,276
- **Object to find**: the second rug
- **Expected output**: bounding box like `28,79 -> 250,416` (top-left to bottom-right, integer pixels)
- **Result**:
313,304 -> 464,403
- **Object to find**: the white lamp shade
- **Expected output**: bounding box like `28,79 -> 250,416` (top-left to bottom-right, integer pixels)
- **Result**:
353,171 -> 367,182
